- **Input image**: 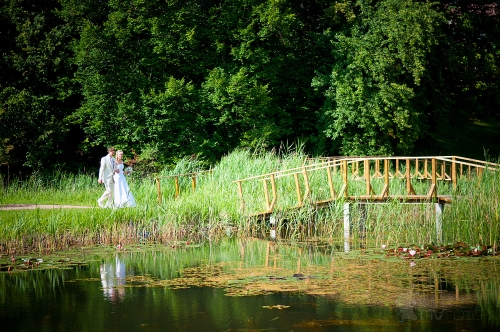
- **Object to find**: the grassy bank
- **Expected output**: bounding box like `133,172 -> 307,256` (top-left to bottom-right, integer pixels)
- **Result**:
1,149 -> 499,253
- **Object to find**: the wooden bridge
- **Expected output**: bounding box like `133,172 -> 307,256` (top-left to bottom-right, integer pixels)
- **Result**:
234,156 -> 499,216
233,156 -> 500,249
153,156 -> 499,249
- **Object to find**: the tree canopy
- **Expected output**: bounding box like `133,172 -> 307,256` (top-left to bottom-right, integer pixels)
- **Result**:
1,0 -> 499,171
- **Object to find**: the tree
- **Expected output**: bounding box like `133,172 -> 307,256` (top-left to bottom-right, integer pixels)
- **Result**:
0,0 -> 81,170
315,0 -> 444,155
70,0 -> 335,162
200,67 -> 275,160
437,1 -> 500,123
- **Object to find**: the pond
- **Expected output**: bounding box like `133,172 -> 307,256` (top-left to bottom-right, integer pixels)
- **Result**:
1,238 -> 499,331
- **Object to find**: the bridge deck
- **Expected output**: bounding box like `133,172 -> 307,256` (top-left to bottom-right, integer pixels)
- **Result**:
249,195 -> 453,219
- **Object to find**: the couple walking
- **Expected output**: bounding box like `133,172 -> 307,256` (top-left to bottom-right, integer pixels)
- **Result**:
97,147 -> 136,208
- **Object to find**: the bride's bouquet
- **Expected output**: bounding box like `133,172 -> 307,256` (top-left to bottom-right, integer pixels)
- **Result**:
124,166 -> 133,175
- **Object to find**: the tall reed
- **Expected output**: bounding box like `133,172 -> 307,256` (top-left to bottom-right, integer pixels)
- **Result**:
1,149 -> 499,253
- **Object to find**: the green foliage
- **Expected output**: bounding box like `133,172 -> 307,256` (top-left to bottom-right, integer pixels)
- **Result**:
434,1 -> 500,123
1,0 -> 499,171
315,0 -> 445,155
139,77 -> 203,163
66,0 -> 333,164
0,0 -> 80,169
201,67 -> 278,157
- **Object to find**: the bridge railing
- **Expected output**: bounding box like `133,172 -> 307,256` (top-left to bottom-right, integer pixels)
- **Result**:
305,156 -> 499,182
234,156 -> 500,216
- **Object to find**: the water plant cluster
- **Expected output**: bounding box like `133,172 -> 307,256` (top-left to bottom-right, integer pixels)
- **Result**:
1,148 -> 499,254
383,242 -> 498,260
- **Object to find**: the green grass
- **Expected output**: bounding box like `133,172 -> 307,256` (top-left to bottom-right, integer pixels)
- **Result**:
1,148 -> 500,254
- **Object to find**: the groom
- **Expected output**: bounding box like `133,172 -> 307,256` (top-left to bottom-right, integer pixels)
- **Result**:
98,147 -> 118,208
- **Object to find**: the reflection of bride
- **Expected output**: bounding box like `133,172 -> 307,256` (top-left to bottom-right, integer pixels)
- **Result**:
100,255 -> 126,301
113,150 -> 136,208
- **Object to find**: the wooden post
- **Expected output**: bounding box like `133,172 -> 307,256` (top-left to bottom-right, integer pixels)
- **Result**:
452,157 -> 457,190
191,176 -> 196,191
294,173 -> 302,207
432,158 -> 437,185
263,179 -> 270,212
374,159 -> 382,177
424,159 -> 429,178
396,159 -> 400,178
236,180 -> 243,199
302,167 -> 311,201
388,158 -> 394,178
384,159 -> 389,192
156,178 -> 162,204
269,173 -> 277,211
379,159 -> 389,198
427,158 -> 437,200
364,159 -> 371,195
326,165 -> 335,200
343,160 -> 348,198
406,159 -> 411,194
174,176 -> 180,198
236,180 -> 244,211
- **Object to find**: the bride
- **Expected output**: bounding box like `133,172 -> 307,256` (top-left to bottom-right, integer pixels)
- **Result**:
113,150 -> 137,208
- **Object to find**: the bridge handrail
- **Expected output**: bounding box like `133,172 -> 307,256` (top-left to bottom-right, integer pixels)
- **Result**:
236,156 -> 499,183
309,155 -> 499,167
234,156 -> 500,215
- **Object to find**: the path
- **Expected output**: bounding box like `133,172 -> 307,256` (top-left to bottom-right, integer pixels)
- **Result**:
0,204 -> 92,210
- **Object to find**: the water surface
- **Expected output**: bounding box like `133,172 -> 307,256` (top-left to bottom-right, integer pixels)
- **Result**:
1,239 -> 498,331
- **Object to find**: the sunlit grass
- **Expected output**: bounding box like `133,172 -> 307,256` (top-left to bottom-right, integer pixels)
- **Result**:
1,148 -> 500,253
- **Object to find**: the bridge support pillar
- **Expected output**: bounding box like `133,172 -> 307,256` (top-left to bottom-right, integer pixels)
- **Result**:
344,203 -> 367,252
359,204 -> 367,243
435,203 -> 444,244
343,203 -> 351,252
269,215 -> 277,239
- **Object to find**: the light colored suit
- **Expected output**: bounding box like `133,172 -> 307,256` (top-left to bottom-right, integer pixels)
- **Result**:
97,155 -> 117,208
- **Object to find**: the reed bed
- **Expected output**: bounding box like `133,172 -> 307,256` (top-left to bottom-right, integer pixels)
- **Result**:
1,149 -> 499,254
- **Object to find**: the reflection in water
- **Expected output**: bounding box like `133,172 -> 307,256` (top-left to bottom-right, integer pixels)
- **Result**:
0,238 -> 499,331
100,255 -> 126,301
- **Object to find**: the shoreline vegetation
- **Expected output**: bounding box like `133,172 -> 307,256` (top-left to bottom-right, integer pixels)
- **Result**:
1,148 -> 499,254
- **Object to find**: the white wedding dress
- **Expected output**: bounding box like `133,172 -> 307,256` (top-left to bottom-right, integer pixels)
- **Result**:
113,164 -> 136,208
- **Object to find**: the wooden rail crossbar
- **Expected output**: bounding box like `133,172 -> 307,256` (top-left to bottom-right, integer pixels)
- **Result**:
234,156 -> 500,217
155,170 -> 212,203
